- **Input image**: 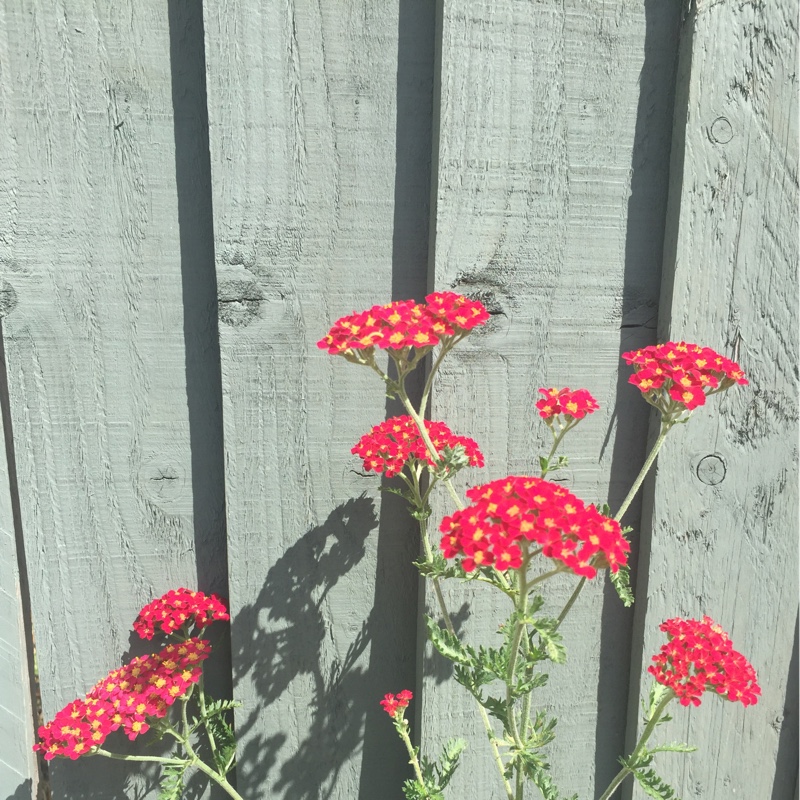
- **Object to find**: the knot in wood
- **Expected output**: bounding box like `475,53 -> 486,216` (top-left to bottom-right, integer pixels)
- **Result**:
709,116 -> 734,144
696,454 -> 726,485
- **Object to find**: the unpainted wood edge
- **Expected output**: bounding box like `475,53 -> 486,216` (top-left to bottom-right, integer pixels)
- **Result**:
0,320 -> 44,798
620,11 -> 697,799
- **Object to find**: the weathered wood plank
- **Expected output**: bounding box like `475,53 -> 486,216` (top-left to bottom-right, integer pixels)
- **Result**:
628,0 -> 799,797
425,1 -> 681,797
0,2 -> 227,797
0,329 -> 40,800
203,1 -> 434,796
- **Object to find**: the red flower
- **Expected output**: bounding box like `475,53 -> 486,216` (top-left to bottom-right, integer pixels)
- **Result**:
380,690 -> 413,718
352,416 -> 484,478
133,588 -> 229,640
648,616 -> 761,707
439,476 -> 629,578
33,639 -> 211,760
622,342 -> 747,415
317,293 -> 490,357
536,388 -> 599,421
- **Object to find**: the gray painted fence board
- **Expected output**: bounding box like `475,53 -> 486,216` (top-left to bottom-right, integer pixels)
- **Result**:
1,2 -> 226,797
0,6 -> 39,796
424,1 -> 680,798
203,1 -> 434,796
628,0 -> 799,797
0,333 -> 39,800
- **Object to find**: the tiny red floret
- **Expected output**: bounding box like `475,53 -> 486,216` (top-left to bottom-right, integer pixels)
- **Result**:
33,638 -> 211,760
380,690 -> 413,718
352,416 -> 484,478
648,616 -> 761,707
622,341 -> 747,416
536,387 -> 599,421
439,476 -> 629,578
133,588 -> 230,640
317,293 -> 490,357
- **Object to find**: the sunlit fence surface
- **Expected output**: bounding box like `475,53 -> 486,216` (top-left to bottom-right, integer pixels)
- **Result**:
0,1 -> 796,799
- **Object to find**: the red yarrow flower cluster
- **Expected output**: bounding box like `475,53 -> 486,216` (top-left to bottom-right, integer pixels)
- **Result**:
380,689 -> 413,718
352,416 -> 484,478
317,292 -> 490,356
133,588 -> 230,639
33,639 -> 210,760
648,616 -> 761,707
536,388 -> 599,420
622,341 -> 747,412
439,476 -> 629,577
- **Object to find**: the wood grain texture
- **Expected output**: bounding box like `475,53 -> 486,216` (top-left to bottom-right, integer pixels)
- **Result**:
628,0 -> 799,797
203,1 -> 434,796
0,328 -> 39,799
0,2 -> 227,797
425,1 -> 681,797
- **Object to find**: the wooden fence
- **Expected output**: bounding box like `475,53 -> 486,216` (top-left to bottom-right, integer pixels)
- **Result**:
0,1 -> 796,798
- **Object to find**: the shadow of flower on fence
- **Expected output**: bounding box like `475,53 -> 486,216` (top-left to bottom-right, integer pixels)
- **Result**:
46,751 -> 160,800
231,495 -> 378,799
4,779 -> 33,800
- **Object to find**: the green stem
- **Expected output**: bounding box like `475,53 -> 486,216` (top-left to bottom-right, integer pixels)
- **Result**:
554,577 -> 586,631
508,548 -> 532,798
540,425 -> 571,478
527,567 -> 563,589
546,420 -> 672,638
179,696 -> 246,800
93,749 -> 187,766
614,423 -> 672,523
423,525 -> 514,800
408,476 -> 513,794
397,379 -> 514,800
419,339 -> 458,416
396,718 -> 427,788
196,677 -> 219,764
433,588 -> 514,800
506,551 -> 530,752
515,766 -> 524,800
192,757 -> 247,800
401,386 -> 513,595
596,689 -> 675,800
399,388 -> 465,511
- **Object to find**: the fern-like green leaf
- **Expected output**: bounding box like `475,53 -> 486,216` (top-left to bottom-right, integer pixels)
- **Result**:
513,671 -> 549,698
203,698 -> 242,718
648,741 -> 697,755
609,563 -> 635,607
529,764 -> 562,800
436,738 -> 466,790
528,618 -> 567,664
402,779 -> 427,800
209,715 -> 237,773
425,616 -> 474,666
646,683 -> 673,724
414,553 -> 459,579
632,766 -> 682,800
158,764 -> 186,800
480,695 -> 509,728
